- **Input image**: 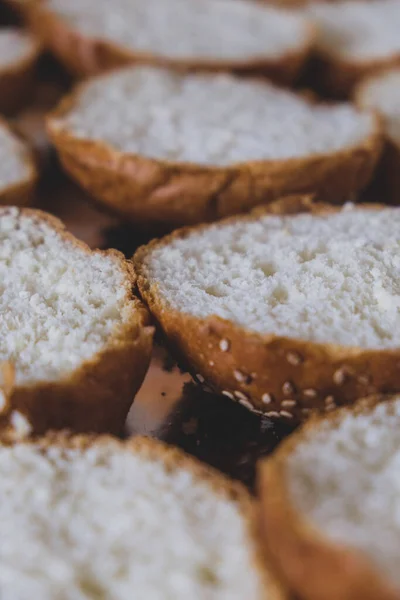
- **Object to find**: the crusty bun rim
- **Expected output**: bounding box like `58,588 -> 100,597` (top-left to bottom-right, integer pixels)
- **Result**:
29,0 -> 316,75
134,196 -> 397,356
47,67 -> 383,173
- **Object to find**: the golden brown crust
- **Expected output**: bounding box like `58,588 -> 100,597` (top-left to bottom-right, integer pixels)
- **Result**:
0,206 -> 154,435
46,78 -> 383,228
257,394 -> 400,600
0,32 -> 41,114
0,117 -> 38,206
0,431 -> 286,600
27,0 -> 314,83
134,196 -> 400,422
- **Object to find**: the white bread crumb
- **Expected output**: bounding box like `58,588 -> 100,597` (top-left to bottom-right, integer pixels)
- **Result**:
0,28 -> 37,69
0,121 -> 32,191
44,0 -> 310,62
357,68 -> 400,145
0,207 -> 132,385
286,397 -> 400,587
52,66 -> 375,166
142,206 -> 400,348
0,439 -> 262,599
309,0 -> 400,61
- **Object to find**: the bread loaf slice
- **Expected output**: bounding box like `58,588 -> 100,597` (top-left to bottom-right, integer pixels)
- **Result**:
0,117 -> 37,205
0,28 -> 40,114
0,432 -> 284,599
0,206 -> 153,434
28,0 -> 313,80
134,197 -> 400,421
258,394 -> 400,600
308,0 -> 400,97
355,68 -> 400,203
47,66 -> 381,228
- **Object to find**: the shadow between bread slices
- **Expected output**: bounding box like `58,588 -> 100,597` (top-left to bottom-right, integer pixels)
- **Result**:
27,0 -> 314,83
134,197 -> 400,423
46,70 -> 383,229
0,207 -> 154,435
257,395 -> 400,600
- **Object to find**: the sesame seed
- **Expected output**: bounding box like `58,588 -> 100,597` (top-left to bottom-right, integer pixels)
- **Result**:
325,396 -> 335,406
234,369 -> 246,382
265,411 -> 280,418
281,399 -> 296,408
261,393 -> 272,405
195,374 -> 205,383
282,381 -> 295,396
222,390 -> 234,400
333,368 -> 347,386
234,390 -> 249,401
303,388 -> 317,399
219,339 -> 230,352
287,351 -> 302,366
238,398 -> 255,411
209,361 -> 214,367
280,410 -> 293,419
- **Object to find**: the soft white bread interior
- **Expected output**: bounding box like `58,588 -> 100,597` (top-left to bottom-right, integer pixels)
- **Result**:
47,67 -> 381,226
0,28 -> 41,114
50,67 -> 376,166
309,0 -> 400,63
0,434 -> 277,600
0,28 -> 38,72
0,118 -> 36,205
307,0 -> 400,94
134,201 -> 400,419
259,395 -> 400,600
137,204 -> 400,348
0,207 -> 153,433
356,68 -> 400,146
31,0 -> 312,74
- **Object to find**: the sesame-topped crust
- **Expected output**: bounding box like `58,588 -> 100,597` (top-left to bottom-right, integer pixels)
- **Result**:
134,196 -> 400,422
0,207 -> 154,435
258,394 -> 400,600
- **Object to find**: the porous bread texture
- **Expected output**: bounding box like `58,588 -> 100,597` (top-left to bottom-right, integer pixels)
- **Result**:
39,0 -> 310,63
0,121 -> 33,194
356,69 -> 400,145
50,67 -> 376,167
285,397 -> 400,588
0,207 -> 135,385
140,205 -> 400,349
0,435 -> 266,600
0,28 -> 37,69
308,0 -> 400,62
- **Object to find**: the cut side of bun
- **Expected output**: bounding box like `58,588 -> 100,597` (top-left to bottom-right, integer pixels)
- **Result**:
0,117 -> 37,205
47,67 -> 382,228
0,206 -> 153,435
28,0 -> 313,80
134,197 -> 400,421
258,394 -> 400,600
0,432 -> 284,600
0,28 -> 41,114
355,68 -> 400,203
308,0 -> 400,97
